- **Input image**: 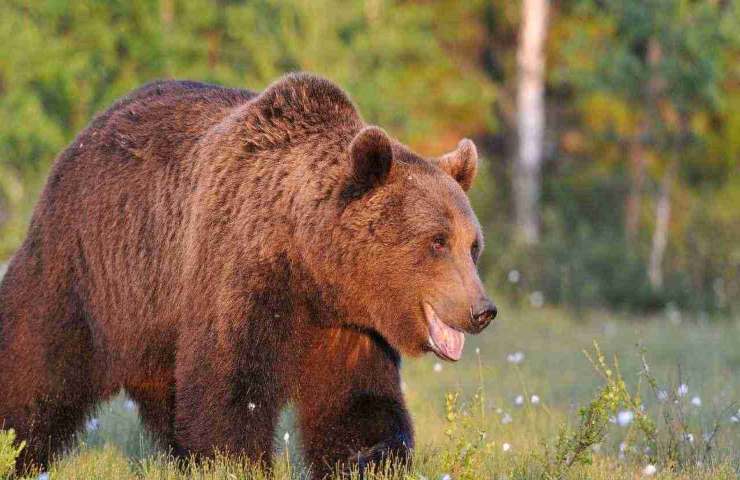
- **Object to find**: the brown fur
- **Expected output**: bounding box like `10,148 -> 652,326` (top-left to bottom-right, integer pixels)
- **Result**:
0,73 -> 493,477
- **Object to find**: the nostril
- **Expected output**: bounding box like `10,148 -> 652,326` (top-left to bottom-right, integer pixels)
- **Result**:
472,303 -> 497,328
478,310 -> 492,323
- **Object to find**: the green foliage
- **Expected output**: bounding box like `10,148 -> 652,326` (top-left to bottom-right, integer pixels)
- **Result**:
0,0 -> 739,313
635,350 -> 737,472
0,429 -> 24,478
439,389 -> 495,479
0,0 -> 494,259
537,0 -> 740,313
540,343 -> 656,477
536,342 -> 739,479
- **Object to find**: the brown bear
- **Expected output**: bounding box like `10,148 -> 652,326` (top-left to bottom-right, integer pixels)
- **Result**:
0,73 -> 496,477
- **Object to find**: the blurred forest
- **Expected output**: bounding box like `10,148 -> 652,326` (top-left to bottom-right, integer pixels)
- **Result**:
0,0 -> 738,315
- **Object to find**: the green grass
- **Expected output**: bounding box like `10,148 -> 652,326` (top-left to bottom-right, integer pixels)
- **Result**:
7,303 -> 740,479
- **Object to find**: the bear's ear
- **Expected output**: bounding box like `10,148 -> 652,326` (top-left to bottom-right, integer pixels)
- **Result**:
346,126 -> 394,197
433,139 -> 479,192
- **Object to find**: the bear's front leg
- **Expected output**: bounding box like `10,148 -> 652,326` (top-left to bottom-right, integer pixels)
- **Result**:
294,328 -> 413,479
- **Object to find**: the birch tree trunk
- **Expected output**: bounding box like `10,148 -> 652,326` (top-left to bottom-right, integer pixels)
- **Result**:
648,110 -> 685,290
648,160 -> 676,289
514,0 -> 549,245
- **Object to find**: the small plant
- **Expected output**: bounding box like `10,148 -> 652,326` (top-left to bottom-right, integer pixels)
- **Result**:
637,348 -> 736,471
0,429 -> 25,478
539,342 -> 656,479
538,342 -> 737,479
439,349 -> 497,480
439,389 -> 496,480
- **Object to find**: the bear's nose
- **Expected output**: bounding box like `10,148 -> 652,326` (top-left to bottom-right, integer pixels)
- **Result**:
470,299 -> 497,332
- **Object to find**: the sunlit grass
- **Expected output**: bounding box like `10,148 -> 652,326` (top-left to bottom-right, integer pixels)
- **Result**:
6,303 -> 740,479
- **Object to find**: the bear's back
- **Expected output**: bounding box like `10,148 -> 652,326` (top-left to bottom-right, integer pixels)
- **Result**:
24,81 -> 259,325
39,79 -> 257,209
91,80 -> 257,166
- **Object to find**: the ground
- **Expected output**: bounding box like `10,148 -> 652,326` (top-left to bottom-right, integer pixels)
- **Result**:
6,302 -> 740,479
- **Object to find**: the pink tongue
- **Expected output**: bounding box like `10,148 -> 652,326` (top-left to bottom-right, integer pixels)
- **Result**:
426,305 -> 465,361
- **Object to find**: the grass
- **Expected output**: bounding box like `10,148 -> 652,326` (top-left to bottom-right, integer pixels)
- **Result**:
4,302 -> 740,479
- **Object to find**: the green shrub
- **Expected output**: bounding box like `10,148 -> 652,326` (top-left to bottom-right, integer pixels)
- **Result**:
482,170 -> 740,315
0,429 -> 24,478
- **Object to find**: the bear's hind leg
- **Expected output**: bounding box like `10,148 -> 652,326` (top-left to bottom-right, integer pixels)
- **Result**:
125,373 -> 177,450
0,259 -> 104,473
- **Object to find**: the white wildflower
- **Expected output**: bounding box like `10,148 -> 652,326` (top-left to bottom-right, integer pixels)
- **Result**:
677,383 -> 689,397
691,396 -> 702,407
440,475 -> 451,480
85,418 -> 99,431
684,433 -> 694,444
283,432 -> 290,443
617,410 -> 634,427
657,390 -> 668,401
514,395 -> 524,406
530,394 -> 540,405
433,362 -> 443,373
507,270 -> 520,284
506,351 -> 525,364
502,442 -> 511,452
529,291 -> 544,308
37,473 -> 49,480
730,415 -> 739,423
475,347 -> 480,354
501,413 -> 513,424
666,303 -> 682,325
642,464 -> 657,476
248,402 -> 256,412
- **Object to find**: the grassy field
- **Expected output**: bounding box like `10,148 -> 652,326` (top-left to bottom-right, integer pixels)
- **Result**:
3,302 -> 740,479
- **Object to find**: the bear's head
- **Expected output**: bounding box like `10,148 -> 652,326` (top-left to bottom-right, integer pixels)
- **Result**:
335,126 -> 496,361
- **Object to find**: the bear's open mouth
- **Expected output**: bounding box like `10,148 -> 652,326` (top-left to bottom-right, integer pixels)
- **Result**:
423,302 -> 465,362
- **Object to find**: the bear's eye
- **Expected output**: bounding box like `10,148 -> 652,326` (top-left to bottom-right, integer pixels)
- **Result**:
431,235 -> 448,254
471,240 -> 480,262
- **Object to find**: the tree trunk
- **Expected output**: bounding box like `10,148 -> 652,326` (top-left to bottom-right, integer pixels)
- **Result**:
648,160 -> 676,289
160,0 -> 173,26
648,109 -> 686,290
626,38 -> 662,242
625,132 -> 646,242
514,0 -> 549,245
